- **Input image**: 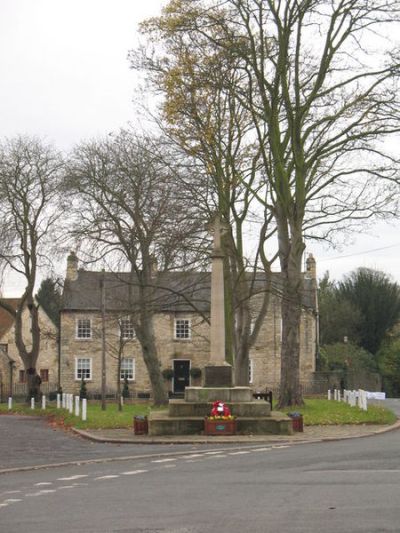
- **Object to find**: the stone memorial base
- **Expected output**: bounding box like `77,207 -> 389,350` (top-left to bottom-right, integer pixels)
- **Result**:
203,364 -> 233,387
148,386 -> 293,436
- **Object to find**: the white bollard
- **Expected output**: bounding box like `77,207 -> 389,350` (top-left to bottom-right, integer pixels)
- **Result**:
75,396 -> 80,417
62,393 -> 66,409
68,394 -> 73,414
57,393 -> 61,409
360,390 -> 368,411
337,390 -> 341,402
8,397 -> 12,410
120,395 -> 124,407
82,398 -> 87,421
328,390 -> 331,401
31,397 -> 35,409
42,395 -> 46,410
334,389 -> 337,401
351,391 -> 357,407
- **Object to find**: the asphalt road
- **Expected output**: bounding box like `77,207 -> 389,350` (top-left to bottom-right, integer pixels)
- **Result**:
0,415 -> 222,471
1,400 -> 399,533
1,402 -> 400,533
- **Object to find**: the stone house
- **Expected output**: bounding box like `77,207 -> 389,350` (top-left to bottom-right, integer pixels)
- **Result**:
60,253 -> 318,397
0,299 -> 58,399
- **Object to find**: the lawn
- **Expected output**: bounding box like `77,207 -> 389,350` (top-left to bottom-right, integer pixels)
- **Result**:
0,398 -> 396,429
288,399 -> 397,426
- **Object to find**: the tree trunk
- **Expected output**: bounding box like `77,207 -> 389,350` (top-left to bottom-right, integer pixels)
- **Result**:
277,215 -> 305,408
26,369 -> 41,402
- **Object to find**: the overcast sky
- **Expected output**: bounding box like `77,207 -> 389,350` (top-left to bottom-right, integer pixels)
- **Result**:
1,0 -> 400,296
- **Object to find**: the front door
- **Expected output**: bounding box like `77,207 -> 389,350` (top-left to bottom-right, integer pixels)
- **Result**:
173,360 -> 190,394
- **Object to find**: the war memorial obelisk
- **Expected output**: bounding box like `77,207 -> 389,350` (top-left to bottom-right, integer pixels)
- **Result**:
203,214 -> 233,387
148,214 -> 292,435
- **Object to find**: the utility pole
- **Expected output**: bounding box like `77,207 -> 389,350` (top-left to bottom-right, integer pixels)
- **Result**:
100,271 -> 107,411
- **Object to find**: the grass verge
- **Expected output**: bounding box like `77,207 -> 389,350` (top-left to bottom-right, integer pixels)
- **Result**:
290,399 -> 397,426
0,399 -> 396,429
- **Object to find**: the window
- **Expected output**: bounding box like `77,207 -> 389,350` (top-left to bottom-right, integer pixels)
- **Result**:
120,358 -> 135,381
0,343 -> 8,354
75,358 -> 92,380
40,369 -> 49,382
174,318 -> 191,340
249,359 -> 254,384
120,317 -> 135,339
19,370 -> 26,383
76,318 -> 92,339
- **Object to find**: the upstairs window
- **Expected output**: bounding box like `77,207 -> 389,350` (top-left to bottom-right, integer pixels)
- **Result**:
174,319 -> 191,340
120,358 -> 135,381
120,317 -> 135,340
76,318 -> 92,339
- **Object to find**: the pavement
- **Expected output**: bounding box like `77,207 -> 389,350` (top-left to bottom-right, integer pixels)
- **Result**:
73,419 -> 400,445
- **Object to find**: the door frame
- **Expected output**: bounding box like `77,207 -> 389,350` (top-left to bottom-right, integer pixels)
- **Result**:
172,359 -> 191,393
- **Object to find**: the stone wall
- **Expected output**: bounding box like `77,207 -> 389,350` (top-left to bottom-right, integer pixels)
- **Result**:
60,298 -> 317,396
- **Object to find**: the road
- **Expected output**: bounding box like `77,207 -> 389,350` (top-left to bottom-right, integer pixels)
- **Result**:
0,401 -> 399,533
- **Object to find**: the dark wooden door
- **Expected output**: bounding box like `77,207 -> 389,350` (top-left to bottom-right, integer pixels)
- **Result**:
173,360 -> 190,393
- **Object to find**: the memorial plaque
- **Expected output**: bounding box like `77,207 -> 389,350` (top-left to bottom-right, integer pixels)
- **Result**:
204,365 -> 233,387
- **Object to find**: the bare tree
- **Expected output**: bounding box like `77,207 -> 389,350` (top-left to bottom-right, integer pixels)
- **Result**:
132,19 -> 278,386
137,0 -> 400,406
67,130 -> 204,405
0,135 -> 65,400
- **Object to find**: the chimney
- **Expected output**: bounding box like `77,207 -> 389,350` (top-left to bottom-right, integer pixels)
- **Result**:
66,251 -> 79,282
306,253 -> 316,280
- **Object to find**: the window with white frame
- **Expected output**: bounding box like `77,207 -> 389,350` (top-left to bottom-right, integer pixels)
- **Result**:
76,318 -> 92,339
120,358 -> 135,381
249,359 -> 254,384
174,318 -> 191,340
120,317 -> 135,339
75,358 -> 92,380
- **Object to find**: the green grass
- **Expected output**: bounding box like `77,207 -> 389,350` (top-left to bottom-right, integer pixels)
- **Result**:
0,398 -> 396,429
285,399 -> 397,426
0,401 -> 158,430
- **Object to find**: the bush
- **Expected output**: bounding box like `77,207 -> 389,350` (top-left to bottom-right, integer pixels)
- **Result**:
162,368 -> 174,380
79,378 -> 87,400
122,377 -> 130,399
190,367 -> 202,379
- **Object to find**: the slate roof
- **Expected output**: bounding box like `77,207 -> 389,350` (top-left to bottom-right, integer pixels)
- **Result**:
0,298 -> 20,339
62,270 -> 317,313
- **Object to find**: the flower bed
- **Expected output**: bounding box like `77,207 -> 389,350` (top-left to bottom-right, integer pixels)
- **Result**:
204,417 -> 237,436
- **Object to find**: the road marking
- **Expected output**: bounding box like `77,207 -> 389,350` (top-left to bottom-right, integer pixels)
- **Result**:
251,448 -> 272,452
57,475 -> 88,481
122,469 -> 148,475
38,489 -> 56,494
4,499 -> 22,503
58,485 -> 76,490
209,454 -> 228,459
229,451 -> 251,455
272,445 -> 290,449
34,482 -> 53,486
0,503 -> 9,508
163,464 -> 177,469
95,475 -> 120,480
1,490 -> 22,495
25,492 -> 45,497
204,451 -> 225,455
151,458 -> 177,463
